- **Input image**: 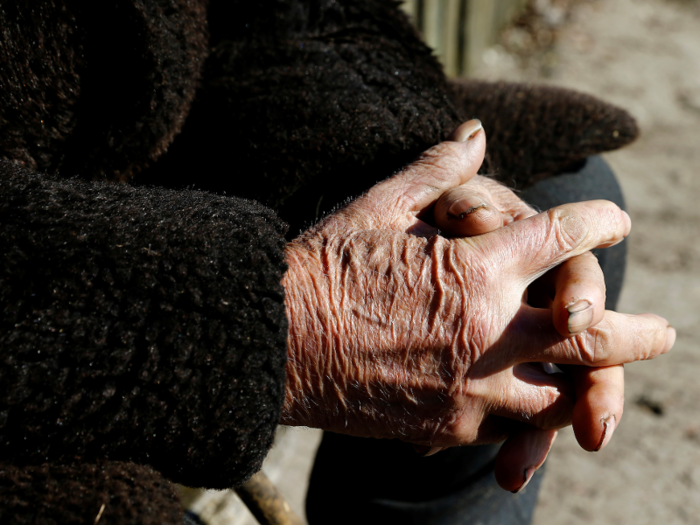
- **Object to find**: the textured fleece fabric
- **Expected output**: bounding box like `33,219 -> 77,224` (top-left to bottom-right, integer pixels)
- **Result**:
0,1 -> 208,181
0,160 -> 288,490
138,0 -> 465,235
0,460 -> 182,525
448,79 -> 639,187
139,0 -> 637,237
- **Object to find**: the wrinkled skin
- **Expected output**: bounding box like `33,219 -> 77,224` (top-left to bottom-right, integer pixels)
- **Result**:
281,124 -> 674,492
432,121 -> 636,490
433,167 -> 618,489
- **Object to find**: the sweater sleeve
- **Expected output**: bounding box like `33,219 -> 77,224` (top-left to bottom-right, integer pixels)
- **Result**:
137,0 -> 463,237
448,79 -> 639,189
0,460 -> 183,525
0,159 -> 289,489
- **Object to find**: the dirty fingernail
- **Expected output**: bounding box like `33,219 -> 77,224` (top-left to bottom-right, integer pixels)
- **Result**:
512,466 -> 537,493
413,445 -> 443,456
413,444 -> 429,455
567,300 -> 593,334
595,415 -> 617,451
452,119 -> 483,142
447,198 -> 488,220
665,326 -> 676,352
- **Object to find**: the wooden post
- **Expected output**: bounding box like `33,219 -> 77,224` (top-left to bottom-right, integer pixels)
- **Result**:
235,471 -> 307,525
400,0 -> 529,77
441,0 -> 462,77
423,0 -> 443,59
402,0 -> 419,22
462,0 -> 496,75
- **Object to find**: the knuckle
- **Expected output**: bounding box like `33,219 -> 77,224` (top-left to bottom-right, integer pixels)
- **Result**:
644,321 -> 668,359
575,327 -> 614,365
537,388 -> 565,418
599,203 -> 626,246
462,250 -> 499,301
414,142 -> 462,175
426,141 -> 462,159
393,191 -> 415,216
548,207 -> 589,253
519,386 -> 571,430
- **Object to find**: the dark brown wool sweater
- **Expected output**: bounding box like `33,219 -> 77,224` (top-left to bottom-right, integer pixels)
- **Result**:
0,1 -> 637,523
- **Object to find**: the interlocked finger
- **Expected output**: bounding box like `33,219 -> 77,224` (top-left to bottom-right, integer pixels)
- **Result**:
550,251 -> 607,336
571,364 -> 625,451
504,308 -> 674,368
477,200 -> 631,287
343,120 -> 486,232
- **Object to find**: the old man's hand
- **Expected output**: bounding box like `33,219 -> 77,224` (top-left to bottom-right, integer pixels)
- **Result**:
280,121 -> 674,492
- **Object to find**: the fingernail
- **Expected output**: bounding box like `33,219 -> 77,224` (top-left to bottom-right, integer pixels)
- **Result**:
452,119 -> 483,142
594,415 -> 617,451
665,326 -> 676,352
567,300 -> 593,334
413,444 -> 430,455
542,362 -> 564,374
413,445 -> 443,456
512,466 -> 537,493
447,198 -> 488,220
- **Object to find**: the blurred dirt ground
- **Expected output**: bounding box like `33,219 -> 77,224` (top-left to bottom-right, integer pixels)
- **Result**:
474,0 -> 700,523
183,1 -> 700,523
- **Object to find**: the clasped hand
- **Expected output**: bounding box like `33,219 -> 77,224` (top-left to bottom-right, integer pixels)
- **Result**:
281,120 -> 674,491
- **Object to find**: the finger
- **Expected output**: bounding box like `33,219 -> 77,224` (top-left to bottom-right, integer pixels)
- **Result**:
570,365 -> 625,451
550,251 -> 607,336
471,175 -> 537,224
494,427 -> 558,492
478,200 -> 631,285
434,185 -> 504,236
471,415 -> 520,445
470,363 -> 575,431
447,119 -> 485,142
504,308 -> 675,367
350,120 -> 485,230
412,444 -> 444,456
433,365 -> 572,449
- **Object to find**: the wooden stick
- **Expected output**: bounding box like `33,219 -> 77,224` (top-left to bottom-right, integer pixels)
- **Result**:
235,471 -> 306,525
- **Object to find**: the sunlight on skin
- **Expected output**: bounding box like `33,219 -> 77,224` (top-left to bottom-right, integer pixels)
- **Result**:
281,121 -> 675,492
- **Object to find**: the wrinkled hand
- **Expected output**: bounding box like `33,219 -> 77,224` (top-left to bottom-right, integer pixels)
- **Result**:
280,121 -> 674,492
432,122 -> 627,490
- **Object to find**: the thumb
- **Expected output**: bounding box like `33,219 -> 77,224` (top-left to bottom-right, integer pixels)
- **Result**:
348,119 -> 486,231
